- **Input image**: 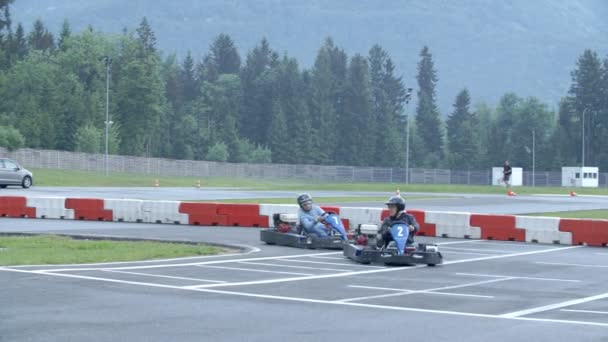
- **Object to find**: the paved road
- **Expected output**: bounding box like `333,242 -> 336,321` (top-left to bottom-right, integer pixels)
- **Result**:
2,218 -> 608,341
2,186 -> 608,214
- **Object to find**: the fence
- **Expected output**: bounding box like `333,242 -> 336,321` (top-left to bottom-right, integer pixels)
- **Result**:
1,147 -> 606,187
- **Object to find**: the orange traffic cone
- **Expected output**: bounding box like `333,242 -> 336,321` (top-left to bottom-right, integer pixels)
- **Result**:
507,189 -> 517,196
196,180 -> 201,189
570,191 -> 578,197
154,179 -> 160,187
396,189 -> 401,196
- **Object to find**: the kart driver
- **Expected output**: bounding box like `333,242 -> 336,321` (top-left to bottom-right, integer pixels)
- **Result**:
297,193 -> 329,238
378,195 -> 419,249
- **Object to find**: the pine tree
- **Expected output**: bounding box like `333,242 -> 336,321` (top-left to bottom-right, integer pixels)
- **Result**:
414,46 -> 443,167
135,17 -> 156,59
13,23 -> 26,58
207,33 -> 241,76
58,19 -> 71,51
446,89 -> 480,169
269,101 -> 290,163
180,50 -> 199,102
28,19 -> 55,51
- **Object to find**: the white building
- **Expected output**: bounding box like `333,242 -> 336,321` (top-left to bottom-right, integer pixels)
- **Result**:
492,167 -> 522,186
562,167 -> 599,188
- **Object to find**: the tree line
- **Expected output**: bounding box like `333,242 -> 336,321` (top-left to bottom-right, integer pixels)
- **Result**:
0,3 -> 607,170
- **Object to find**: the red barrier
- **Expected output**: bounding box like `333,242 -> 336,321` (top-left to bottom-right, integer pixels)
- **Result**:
380,209 -> 434,236
0,196 -> 36,218
217,204 -> 260,216
65,198 -> 112,221
226,216 -> 269,227
179,202 -> 228,226
470,214 -> 524,241
559,219 -> 602,246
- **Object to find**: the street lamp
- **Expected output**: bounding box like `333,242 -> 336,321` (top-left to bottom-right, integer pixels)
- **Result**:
404,88 -> 413,184
103,56 -> 113,176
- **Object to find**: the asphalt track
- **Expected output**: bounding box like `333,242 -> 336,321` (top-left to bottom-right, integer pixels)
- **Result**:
2,186 -> 608,214
2,219 -> 608,341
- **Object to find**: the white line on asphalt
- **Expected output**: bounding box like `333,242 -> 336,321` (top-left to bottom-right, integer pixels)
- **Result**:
279,259 -> 385,268
336,278 -> 513,302
2,267 -> 606,328
535,262 -> 608,268
102,270 -> 227,283
345,285 -> 494,299
455,272 -> 581,283
501,292 -> 608,318
434,240 -> 483,245
195,265 -> 314,276
595,253 -> 608,256
30,251 -> 343,273
440,247 -> 513,253
238,261 -> 350,272
561,309 -> 608,315
307,256 -> 350,260
441,251 -> 495,256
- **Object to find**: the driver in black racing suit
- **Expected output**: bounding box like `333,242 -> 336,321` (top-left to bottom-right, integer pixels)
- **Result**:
378,195 -> 419,249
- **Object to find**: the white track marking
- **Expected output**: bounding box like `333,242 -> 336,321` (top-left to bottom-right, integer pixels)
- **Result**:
595,253 -> 608,256
434,240 -> 482,245
455,273 -> 581,283
30,251 -> 343,272
2,267 -> 606,328
336,278 -> 513,302
561,309 -> 608,315
279,259 -> 385,268
8,246 -> 261,268
102,270 -> 226,283
470,241 -> 556,248
440,247 -> 513,253
535,262 -> 608,268
441,251 -> 495,256
195,265 -> 314,276
345,285 -> 493,299
308,256 -> 350,260
238,261 -> 350,272
501,292 -> 608,318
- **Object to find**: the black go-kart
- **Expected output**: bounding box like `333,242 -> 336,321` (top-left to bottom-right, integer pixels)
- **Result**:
260,212 -> 348,250
343,223 -> 443,266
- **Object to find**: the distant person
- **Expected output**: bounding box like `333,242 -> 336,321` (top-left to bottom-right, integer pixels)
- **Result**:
503,160 -> 512,187
296,194 -> 328,238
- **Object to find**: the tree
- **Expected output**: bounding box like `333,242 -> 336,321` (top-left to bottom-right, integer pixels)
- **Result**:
0,125 -> 24,151
28,19 -> 55,51
205,141 -> 229,162
336,54 -> 374,166
268,101 -> 290,163
135,17 -> 156,58
58,19 -> 71,51
446,89 -> 480,169
74,125 -> 102,153
414,46 -> 443,167
206,33 -> 241,77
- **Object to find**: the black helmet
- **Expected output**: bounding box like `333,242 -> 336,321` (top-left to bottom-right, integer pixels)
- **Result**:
297,193 -> 313,208
384,195 -> 405,212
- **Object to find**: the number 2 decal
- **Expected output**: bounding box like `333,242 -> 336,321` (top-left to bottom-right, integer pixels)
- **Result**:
397,226 -> 404,237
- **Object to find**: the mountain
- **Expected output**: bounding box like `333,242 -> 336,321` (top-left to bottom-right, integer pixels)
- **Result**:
10,0 -> 608,112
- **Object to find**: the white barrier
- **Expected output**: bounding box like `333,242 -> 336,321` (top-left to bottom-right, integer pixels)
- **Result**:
340,207 -> 384,230
142,200 -> 188,224
425,211 -> 481,239
259,204 -> 299,227
26,196 -> 74,219
104,199 -> 144,223
516,216 -> 572,244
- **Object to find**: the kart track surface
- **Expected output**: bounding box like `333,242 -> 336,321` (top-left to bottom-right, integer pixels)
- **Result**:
2,219 -> 608,342
2,186 -> 608,214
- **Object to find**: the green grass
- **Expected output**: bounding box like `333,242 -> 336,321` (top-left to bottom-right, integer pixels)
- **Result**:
196,196 -> 447,204
29,168 -> 608,196
0,235 -> 223,266
526,209 -> 608,220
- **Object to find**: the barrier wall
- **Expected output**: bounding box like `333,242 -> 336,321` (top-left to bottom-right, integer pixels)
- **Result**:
2,195 -> 605,247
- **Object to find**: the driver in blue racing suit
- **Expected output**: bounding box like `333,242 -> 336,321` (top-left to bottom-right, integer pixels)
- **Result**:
378,195 -> 419,249
297,193 -> 329,238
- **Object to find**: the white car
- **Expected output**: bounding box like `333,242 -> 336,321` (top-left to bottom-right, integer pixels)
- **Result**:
0,158 -> 33,188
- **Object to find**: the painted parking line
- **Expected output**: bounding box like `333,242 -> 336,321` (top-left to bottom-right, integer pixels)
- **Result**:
535,262 -> 608,268
335,278 -> 513,302
102,270 -> 227,283
455,272 -> 581,283
561,309 -> 608,315
500,292 -> 608,318
345,285 -> 494,299
195,265 -> 315,276
238,261 -> 350,272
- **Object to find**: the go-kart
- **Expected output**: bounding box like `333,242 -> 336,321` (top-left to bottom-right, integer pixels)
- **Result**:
260,212 -> 348,249
343,222 -> 442,266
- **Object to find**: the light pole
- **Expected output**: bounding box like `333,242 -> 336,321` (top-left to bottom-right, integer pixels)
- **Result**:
103,56 -> 113,176
532,129 -> 535,187
404,88 -> 413,184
